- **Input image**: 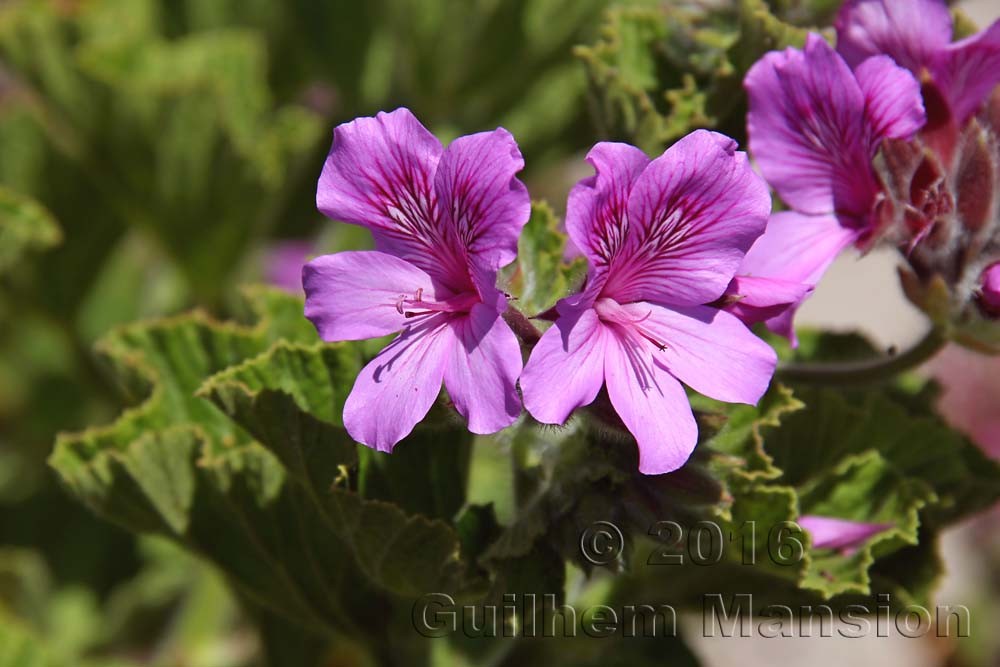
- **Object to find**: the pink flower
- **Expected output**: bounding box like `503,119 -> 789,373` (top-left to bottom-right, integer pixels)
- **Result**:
519,132 -> 777,474
836,0 -> 1000,125
742,33 -> 925,340
303,108 -> 530,451
981,263 -> 1000,315
265,240 -> 314,294
927,345 -> 1000,459
798,515 -> 892,554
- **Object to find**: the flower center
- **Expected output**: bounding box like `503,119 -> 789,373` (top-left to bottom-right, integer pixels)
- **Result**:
593,298 -> 668,351
395,288 -> 479,319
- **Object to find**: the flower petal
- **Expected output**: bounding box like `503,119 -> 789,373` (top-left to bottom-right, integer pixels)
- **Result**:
606,130 -> 770,306
315,108 -> 468,288
721,275 -> 813,328
935,19 -> 1000,123
854,55 -> 925,141
343,317 -> 453,452
303,251 -> 443,342
739,211 -> 861,287
615,301 -> 777,405
603,332 -> 697,474
745,34 -> 879,219
798,515 -> 891,552
434,128 -> 530,272
834,0 -> 952,71
565,142 -> 650,269
443,303 -> 523,434
521,307 -> 607,424
982,262 -> 1000,312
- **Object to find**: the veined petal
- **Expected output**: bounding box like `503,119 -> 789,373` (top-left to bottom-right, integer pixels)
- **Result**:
565,142 -> 650,268
434,128 -> 531,272
603,331 -> 697,475
745,34 -> 880,219
443,303 -> 523,434
521,307 -> 607,424
343,316 -> 453,452
606,130 -> 770,306
935,20 -> 1000,123
611,301 -> 777,405
834,0 -> 952,71
854,55 -> 925,141
799,515 -> 891,552
303,251 -> 441,341
316,108 -> 468,287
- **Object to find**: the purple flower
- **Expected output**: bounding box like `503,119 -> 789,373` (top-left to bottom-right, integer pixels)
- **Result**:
982,263 -> 1000,314
742,33 -> 925,340
265,240 -> 314,294
798,515 -> 891,554
836,0 -> 1000,125
303,108 -> 530,451
519,132 -> 777,474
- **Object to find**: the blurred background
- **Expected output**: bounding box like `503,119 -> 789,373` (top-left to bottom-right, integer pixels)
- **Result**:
0,0 -> 998,665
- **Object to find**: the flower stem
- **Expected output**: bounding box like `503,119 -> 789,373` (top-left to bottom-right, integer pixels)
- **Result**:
503,305 -> 542,346
775,328 -> 947,386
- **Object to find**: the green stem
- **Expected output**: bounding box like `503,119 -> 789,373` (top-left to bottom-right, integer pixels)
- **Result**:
776,328 -> 947,386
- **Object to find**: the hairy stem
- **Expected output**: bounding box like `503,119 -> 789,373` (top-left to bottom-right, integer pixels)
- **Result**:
503,305 -> 542,346
775,328 -> 947,386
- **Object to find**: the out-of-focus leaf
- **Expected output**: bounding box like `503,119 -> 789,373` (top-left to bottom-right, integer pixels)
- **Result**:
0,187 -> 61,275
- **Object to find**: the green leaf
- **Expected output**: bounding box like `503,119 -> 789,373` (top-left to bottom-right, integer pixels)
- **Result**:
51,287 -> 476,645
509,201 -> 584,316
0,187 -> 62,275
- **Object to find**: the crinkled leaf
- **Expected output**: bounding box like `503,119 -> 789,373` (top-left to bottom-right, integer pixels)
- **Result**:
0,187 -> 61,276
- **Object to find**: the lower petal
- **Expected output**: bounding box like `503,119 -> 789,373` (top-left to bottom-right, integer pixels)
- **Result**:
621,302 -> 777,405
603,334 -> 698,475
303,251 -> 440,342
443,304 -> 523,434
343,318 -> 453,452
740,211 -> 861,287
521,307 -> 607,425
721,275 -> 813,326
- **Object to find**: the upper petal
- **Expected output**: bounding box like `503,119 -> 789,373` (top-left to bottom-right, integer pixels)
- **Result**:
521,307 -> 607,425
854,55 -> 926,141
834,0 -> 952,71
934,19 -> 1000,123
614,301 -> 777,405
605,130 -> 770,306
303,251 -> 441,341
342,317 -> 453,452
316,108 -> 468,288
745,34 -> 880,219
443,303 -> 523,434
603,331 -> 698,475
565,142 -> 650,269
434,128 -> 531,271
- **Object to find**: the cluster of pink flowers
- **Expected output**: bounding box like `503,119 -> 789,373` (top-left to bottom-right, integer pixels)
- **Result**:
298,0 -> 999,497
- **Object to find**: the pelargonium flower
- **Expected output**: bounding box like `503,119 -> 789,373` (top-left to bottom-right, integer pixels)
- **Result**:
303,108 -> 530,451
520,131 -> 777,474
836,0 -> 1000,129
798,515 -> 891,554
742,32 -> 925,339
